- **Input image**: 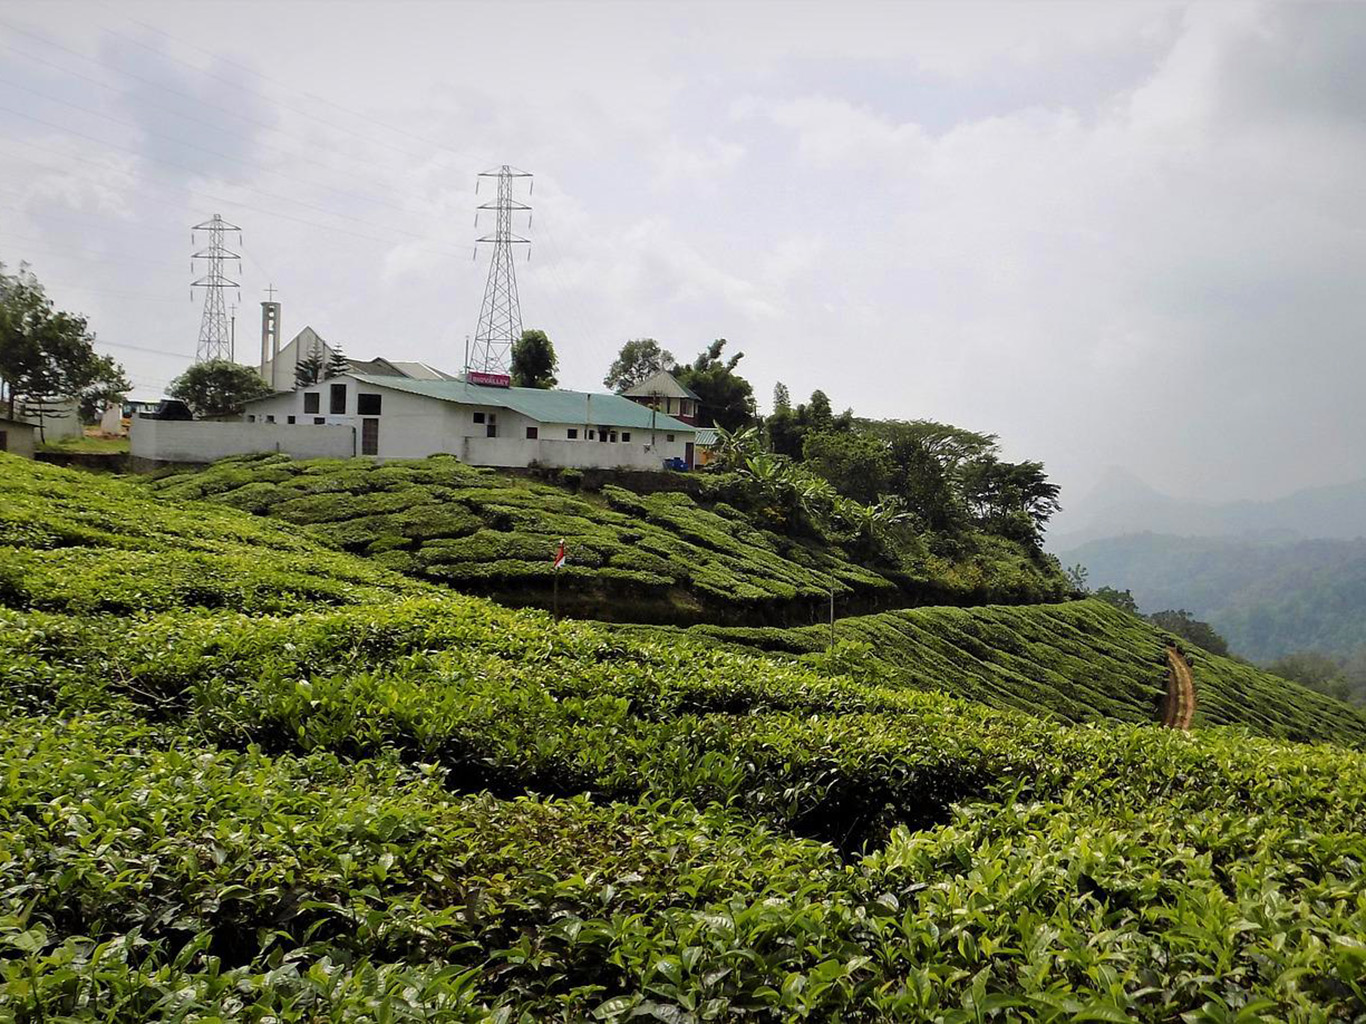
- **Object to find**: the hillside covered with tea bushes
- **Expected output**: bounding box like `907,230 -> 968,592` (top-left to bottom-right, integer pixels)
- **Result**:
145,453 -> 1068,622
640,601 -> 1366,745
5,454 -> 1366,1020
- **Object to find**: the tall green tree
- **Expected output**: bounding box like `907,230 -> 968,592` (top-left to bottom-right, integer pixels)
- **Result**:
325,347 -> 350,379
510,329 -> 558,389
1149,609 -> 1230,657
169,359 -> 272,418
675,339 -> 755,431
802,430 -> 893,504
294,353 -> 324,387
603,338 -> 675,392
960,456 -> 1062,544
868,420 -> 998,533
0,263 -> 129,439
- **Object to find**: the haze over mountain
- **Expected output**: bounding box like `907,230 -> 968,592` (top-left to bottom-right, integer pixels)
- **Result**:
1052,467 -> 1366,549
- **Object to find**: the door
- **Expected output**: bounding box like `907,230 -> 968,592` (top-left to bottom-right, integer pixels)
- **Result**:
361,418 -> 379,455
685,441 -> 695,469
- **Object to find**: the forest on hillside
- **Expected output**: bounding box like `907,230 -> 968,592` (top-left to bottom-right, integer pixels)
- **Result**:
1066,532 -> 1366,663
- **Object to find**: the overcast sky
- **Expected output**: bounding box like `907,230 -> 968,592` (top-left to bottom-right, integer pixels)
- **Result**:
2,0 -> 1363,507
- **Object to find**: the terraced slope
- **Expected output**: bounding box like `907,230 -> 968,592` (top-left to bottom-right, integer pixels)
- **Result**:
6,454 -> 1366,1021
144,453 -> 1068,621
648,600 -> 1366,745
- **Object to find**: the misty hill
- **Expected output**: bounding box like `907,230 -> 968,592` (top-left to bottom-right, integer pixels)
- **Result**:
1052,467 -> 1366,548
1063,532 -> 1366,662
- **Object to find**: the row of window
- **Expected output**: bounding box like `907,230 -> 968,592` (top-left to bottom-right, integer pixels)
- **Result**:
525,427 -> 676,442
302,386 -> 381,416
250,414 -> 329,425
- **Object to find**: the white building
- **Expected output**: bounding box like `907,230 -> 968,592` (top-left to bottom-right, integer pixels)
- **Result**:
241,372 -> 698,470
622,369 -> 701,425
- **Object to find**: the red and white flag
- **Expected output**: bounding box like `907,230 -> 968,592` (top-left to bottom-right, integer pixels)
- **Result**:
553,539 -> 567,570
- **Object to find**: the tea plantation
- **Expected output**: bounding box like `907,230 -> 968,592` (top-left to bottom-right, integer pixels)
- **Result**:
145,453 -> 1068,621
643,602 -> 1366,745
4,453 -> 1366,1021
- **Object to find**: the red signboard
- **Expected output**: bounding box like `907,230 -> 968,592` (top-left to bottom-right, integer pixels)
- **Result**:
467,371 -> 512,388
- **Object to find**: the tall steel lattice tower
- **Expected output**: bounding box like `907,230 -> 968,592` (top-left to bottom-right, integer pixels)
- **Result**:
469,165 -> 532,375
191,214 -> 242,363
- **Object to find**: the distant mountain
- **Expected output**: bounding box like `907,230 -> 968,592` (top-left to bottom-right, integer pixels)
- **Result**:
1051,468 -> 1366,548
1061,532 -> 1366,662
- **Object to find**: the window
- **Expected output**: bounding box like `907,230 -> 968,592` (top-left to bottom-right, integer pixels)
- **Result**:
587,429 -> 596,439
266,415 -> 275,423
329,383 -> 346,414
622,432 -> 631,442
525,426 -> 539,439
287,415 -> 296,425
248,415 -> 256,423
666,434 -> 675,442
567,428 -> 578,439
313,417 -> 325,425
609,431 -> 618,442
303,392 -> 320,414
486,412 -> 497,438
598,430 -> 609,443
473,411 -> 485,424
357,393 -> 382,416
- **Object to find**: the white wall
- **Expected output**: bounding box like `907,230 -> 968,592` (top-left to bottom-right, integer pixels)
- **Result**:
131,418 -> 355,464
239,376 -> 696,468
462,435 -> 691,470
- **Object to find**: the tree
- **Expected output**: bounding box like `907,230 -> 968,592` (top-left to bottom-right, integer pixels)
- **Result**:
675,339 -> 755,431
0,263 -> 129,440
510,329 -> 558,389
1064,563 -> 1090,593
771,382 -> 791,415
960,456 -> 1062,544
326,347 -> 350,380
1149,609 -> 1230,657
603,338 -> 675,392
169,359 -> 272,418
802,430 -> 893,504
1093,586 -> 1140,615
294,353 -> 324,387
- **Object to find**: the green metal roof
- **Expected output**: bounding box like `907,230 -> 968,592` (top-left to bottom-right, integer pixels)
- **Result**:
349,374 -> 696,431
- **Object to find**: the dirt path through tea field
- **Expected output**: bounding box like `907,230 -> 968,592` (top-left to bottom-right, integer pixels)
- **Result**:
1163,646 -> 1197,730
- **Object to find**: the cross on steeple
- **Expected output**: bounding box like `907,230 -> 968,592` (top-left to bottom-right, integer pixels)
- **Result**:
264,283 -> 278,301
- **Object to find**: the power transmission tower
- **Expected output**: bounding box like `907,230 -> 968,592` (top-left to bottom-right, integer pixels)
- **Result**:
469,165 -> 532,376
191,214 -> 242,363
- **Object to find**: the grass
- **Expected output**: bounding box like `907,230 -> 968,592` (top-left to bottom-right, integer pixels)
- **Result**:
5,452 -> 1366,1020
36,431 -> 129,454
144,453 -> 1070,621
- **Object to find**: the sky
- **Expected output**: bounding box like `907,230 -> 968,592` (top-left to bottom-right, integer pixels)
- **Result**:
2,0 -> 1364,510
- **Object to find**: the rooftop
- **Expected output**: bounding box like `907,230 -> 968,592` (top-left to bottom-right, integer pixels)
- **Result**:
623,369 -> 700,401
347,374 -> 697,431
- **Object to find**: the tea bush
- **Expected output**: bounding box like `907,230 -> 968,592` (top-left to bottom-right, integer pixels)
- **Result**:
145,454 -> 1069,618
6,453 -> 1366,1020
644,600 -> 1366,745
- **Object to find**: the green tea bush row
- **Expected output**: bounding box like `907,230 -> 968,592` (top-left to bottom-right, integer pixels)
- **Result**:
143,454 -> 1067,614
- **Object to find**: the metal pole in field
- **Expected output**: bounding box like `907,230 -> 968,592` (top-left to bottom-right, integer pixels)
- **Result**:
829,581 -> 835,652
552,537 -> 565,622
